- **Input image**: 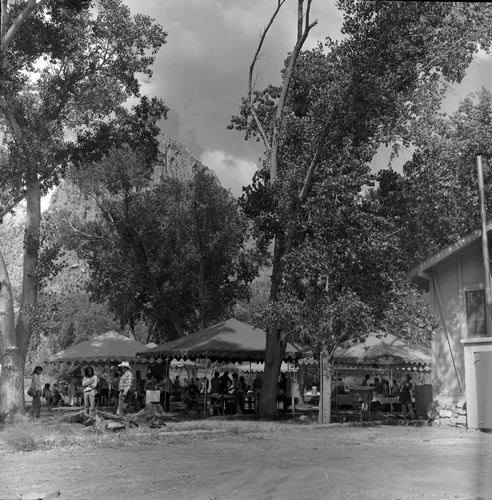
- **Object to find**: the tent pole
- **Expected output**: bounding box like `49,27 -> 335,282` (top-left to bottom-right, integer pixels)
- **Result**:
203,356 -> 208,419
290,363 -> 295,416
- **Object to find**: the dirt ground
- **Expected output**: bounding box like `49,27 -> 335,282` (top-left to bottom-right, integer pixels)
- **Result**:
1,411 -> 491,500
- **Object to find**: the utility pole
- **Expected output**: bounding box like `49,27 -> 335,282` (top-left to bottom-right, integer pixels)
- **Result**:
477,155 -> 492,335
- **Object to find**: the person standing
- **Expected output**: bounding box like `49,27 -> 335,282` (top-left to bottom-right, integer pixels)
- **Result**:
399,374 -> 416,419
82,366 -> 99,416
172,375 -> 181,398
219,371 -> 232,394
232,373 -> 244,415
210,372 -> 221,394
111,371 -> 120,412
157,374 -> 173,412
117,361 -> 134,416
29,366 -> 44,419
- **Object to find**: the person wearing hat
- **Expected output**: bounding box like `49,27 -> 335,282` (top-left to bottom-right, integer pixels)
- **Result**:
117,361 -> 134,416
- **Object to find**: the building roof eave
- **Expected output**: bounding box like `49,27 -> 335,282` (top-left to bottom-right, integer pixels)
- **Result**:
407,221 -> 492,281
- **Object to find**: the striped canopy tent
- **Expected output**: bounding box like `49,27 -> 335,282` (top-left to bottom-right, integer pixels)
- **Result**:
333,333 -> 431,370
138,318 -> 303,363
48,331 -> 151,365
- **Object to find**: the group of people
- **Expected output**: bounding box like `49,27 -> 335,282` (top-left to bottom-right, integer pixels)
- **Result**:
28,361 -> 135,419
42,383 -> 63,406
333,373 -> 417,419
29,363 -> 271,418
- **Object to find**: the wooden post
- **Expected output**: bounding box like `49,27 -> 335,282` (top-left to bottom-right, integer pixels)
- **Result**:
318,351 -> 323,424
477,155 -> 492,333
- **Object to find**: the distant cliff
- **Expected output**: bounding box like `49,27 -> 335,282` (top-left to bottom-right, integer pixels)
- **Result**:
1,134 -> 219,294
49,134 -> 218,221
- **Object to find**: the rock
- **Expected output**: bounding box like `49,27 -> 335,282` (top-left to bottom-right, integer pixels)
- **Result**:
457,409 -> 467,416
93,415 -> 108,433
456,416 -> 467,426
107,421 -> 126,431
20,490 -> 60,500
456,402 -> 465,409
439,409 -> 453,418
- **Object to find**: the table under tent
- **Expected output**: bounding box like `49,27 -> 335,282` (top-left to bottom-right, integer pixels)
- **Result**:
137,318 -> 304,417
333,332 -> 432,416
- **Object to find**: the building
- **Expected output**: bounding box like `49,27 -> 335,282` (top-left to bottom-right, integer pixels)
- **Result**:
408,223 -> 492,429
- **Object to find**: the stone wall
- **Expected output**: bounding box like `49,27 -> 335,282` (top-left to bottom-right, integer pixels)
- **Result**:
428,401 -> 467,428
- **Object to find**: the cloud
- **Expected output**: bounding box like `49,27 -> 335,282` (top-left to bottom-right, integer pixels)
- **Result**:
125,0 -> 342,165
200,150 -> 257,197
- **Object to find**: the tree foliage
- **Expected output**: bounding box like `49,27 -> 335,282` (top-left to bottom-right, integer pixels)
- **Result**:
231,1 -> 492,417
0,0 -> 167,416
376,88 -> 492,267
42,166 -> 254,342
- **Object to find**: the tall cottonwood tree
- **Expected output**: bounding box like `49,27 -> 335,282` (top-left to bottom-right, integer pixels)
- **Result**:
43,151 -> 252,342
0,0 -> 166,417
385,88 -> 492,267
232,0 -> 492,417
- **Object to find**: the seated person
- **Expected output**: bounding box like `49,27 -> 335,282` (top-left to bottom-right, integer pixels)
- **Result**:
335,378 -> 345,394
252,373 -> 262,394
390,379 -> 399,395
51,383 -> 63,406
42,383 -> 53,405
145,372 -> 157,390
373,377 -> 384,395
277,373 -> 287,394
181,383 -> 200,411
381,378 -> 390,395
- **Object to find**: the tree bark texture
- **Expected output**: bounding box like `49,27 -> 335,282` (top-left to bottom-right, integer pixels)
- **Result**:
15,173 -> 40,360
0,251 -> 26,417
318,352 -> 332,424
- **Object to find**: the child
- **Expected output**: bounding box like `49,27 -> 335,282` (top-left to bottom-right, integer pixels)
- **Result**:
52,383 -> 63,406
42,383 -> 53,405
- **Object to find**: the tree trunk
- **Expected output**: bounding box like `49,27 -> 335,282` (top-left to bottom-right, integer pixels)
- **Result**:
259,235 -> 286,416
318,352 -> 332,424
297,362 -> 307,403
15,173 -> 40,360
0,250 -> 25,418
259,324 -> 287,416
0,173 -> 41,417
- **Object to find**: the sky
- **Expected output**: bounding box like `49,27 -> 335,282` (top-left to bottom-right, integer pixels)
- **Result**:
122,0 -> 492,197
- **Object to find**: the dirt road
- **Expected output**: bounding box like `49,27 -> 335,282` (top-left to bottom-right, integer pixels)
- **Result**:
1,422 -> 491,500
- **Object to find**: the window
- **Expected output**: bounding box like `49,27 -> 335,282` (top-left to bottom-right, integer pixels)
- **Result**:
464,288 -> 488,338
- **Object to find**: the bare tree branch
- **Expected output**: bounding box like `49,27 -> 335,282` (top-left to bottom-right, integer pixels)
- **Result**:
59,217 -> 104,240
270,8 -> 318,183
1,0 -> 8,41
247,0 -> 286,153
